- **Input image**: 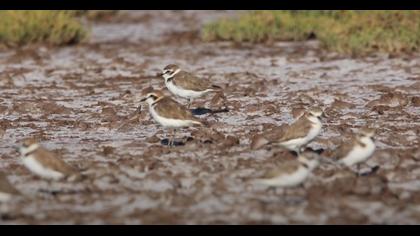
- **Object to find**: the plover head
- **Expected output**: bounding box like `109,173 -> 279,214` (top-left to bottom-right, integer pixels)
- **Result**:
140,90 -> 165,106
359,127 -> 376,138
17,138 -> 40,156
162,64 -> 181,81
297,151 -> 320,170
308,106 -> 323,117
306,106 -> 325,121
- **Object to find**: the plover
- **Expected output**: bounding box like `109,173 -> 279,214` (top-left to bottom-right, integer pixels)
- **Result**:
161,64 -> 221,108
335,127 -> 376,168
140,90 -> 205,146
255,152 -> 320,188
0,172 -> 21,203
17,139 -> 81,181
276,107 -> 324,153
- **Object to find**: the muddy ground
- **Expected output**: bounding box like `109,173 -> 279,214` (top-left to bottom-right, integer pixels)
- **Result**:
0,11 -> 419,224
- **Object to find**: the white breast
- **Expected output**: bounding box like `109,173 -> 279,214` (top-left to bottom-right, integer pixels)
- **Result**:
149,104 -> 197,128
22,155 -> 64,180
279,137 -> 308,151
165,80 -> 211,99
305,118 -> 322,142
256,166 -> 310,187
279,119 -> 322,151
340,137 -> 375,166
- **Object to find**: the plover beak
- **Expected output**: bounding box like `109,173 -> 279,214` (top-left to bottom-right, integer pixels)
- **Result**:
140,97 -> 147,102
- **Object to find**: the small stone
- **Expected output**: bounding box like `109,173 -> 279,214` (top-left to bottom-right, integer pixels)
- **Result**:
102,146 -> 115,156
410,97 -> 420,107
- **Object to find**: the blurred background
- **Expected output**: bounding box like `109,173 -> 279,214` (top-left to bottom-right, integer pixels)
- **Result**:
1,10 -> 419,55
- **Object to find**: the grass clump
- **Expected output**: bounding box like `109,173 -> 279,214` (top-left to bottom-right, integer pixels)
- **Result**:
73,10 -> 119,20
202,10 -> 420,56
0,10 -> 88,47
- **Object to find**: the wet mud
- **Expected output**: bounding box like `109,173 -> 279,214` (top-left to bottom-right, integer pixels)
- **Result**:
0,11 -> 419,224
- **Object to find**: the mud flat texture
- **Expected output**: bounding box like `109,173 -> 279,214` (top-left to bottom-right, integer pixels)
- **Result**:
0,11 -> 419,224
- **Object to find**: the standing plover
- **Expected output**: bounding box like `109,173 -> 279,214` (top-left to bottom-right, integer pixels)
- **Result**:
276,107 -> 324,153
140,90 -> 205,146
17,139 -> 81,181
255,152 -> 320,188
0,172 -> 21,203
161,64 -> 221,108
335,128 -> 376,169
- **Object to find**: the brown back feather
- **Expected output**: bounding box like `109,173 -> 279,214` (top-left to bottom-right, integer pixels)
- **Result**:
0,173 -> 20,195
335,137 -> 358,160
173,71 -> 213,91
264,161 -> 301,178
279,115 -> 313,142
154,97 -> 202,123
32,147 -> 79,176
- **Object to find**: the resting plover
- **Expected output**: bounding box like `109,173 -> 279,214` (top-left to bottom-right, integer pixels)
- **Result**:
161,64 -> 221,108
17,139 -> 81,181
0,172 -> 21,203
255,152 -> 320,188
276,107 -> 324,153
335,128 -> 376,168
140,90 -> 204,146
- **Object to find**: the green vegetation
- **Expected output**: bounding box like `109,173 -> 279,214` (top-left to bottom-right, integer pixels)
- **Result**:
0,10 -> 88,47
202,10 -> 420,56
